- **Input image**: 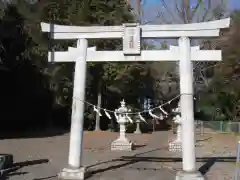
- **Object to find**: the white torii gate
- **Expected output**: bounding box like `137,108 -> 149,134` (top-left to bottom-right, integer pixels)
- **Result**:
41,19 -> 230,180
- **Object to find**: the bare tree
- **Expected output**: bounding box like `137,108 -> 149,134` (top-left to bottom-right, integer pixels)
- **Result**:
140,0 -> 230,95
147,0 -> 229,24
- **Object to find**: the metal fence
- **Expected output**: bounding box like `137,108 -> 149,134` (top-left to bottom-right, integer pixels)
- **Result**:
195,120 -> 240,135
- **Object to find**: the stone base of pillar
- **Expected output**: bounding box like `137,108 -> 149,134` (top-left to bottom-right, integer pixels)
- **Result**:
58,166 -> 89,180
111,137 -> 133,151
176,171 -> 205,180
169,140 -> 182,152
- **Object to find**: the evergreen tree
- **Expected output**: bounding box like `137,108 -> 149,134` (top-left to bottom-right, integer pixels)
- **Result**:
39,0 -> 150,130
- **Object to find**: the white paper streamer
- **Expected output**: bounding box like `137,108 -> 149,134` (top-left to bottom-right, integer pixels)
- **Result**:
159,106 -> 168,115
126,113 -> 133,123
93,106 -> 102,116
114,111 -> 118,120
149,110 -> 160,119
138,113 -> 147,123
104,109 -> 111,119
159,114 -> 164,120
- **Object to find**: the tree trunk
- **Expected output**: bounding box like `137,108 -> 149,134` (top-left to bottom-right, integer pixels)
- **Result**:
94,81 -> 102,131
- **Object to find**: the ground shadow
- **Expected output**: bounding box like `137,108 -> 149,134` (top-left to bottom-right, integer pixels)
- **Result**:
86,156 -> 236,178
133,144 -> 146,150
198,157 -> 217,175
0,128 -> 69,140
120,156 -> 236,163
11,159 -> 49,168
1,159 -> 49,180
196,137 -> 212,143
87,147 -> 165,169
33,175 -> 57,180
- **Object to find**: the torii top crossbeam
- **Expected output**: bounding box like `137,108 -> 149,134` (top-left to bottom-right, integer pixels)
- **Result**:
41,18 -> 230,39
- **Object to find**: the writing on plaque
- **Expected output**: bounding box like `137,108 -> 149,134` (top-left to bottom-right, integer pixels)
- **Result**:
122,23 -> 141,55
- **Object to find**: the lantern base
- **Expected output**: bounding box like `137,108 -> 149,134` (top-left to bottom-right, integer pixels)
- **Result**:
169,140 -> 182,152
111,137 -> 133,151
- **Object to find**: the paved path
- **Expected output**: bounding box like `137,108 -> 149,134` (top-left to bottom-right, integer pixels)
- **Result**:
0,130 -> 237,180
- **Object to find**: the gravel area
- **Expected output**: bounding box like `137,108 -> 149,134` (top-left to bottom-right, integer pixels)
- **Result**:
0,130 -> 237,180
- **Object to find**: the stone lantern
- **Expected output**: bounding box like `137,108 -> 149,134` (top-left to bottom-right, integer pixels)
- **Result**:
134,115 -> 142,134
169,102 -> 182,152
111,100 -> 134,151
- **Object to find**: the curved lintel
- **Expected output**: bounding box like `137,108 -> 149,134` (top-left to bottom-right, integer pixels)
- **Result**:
41,18 -> 230,33
143,18 -> 230,32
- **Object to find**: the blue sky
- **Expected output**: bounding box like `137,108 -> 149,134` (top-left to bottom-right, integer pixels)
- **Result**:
136,0 -> 239,24
143,0 -> 240,9
134,0 -> 238,46
230,0 -> 240,9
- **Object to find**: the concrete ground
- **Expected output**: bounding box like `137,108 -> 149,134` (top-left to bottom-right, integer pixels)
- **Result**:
0,130 -> 238,180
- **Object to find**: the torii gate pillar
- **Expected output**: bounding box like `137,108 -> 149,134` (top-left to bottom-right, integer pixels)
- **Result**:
177,37 -> 201,180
